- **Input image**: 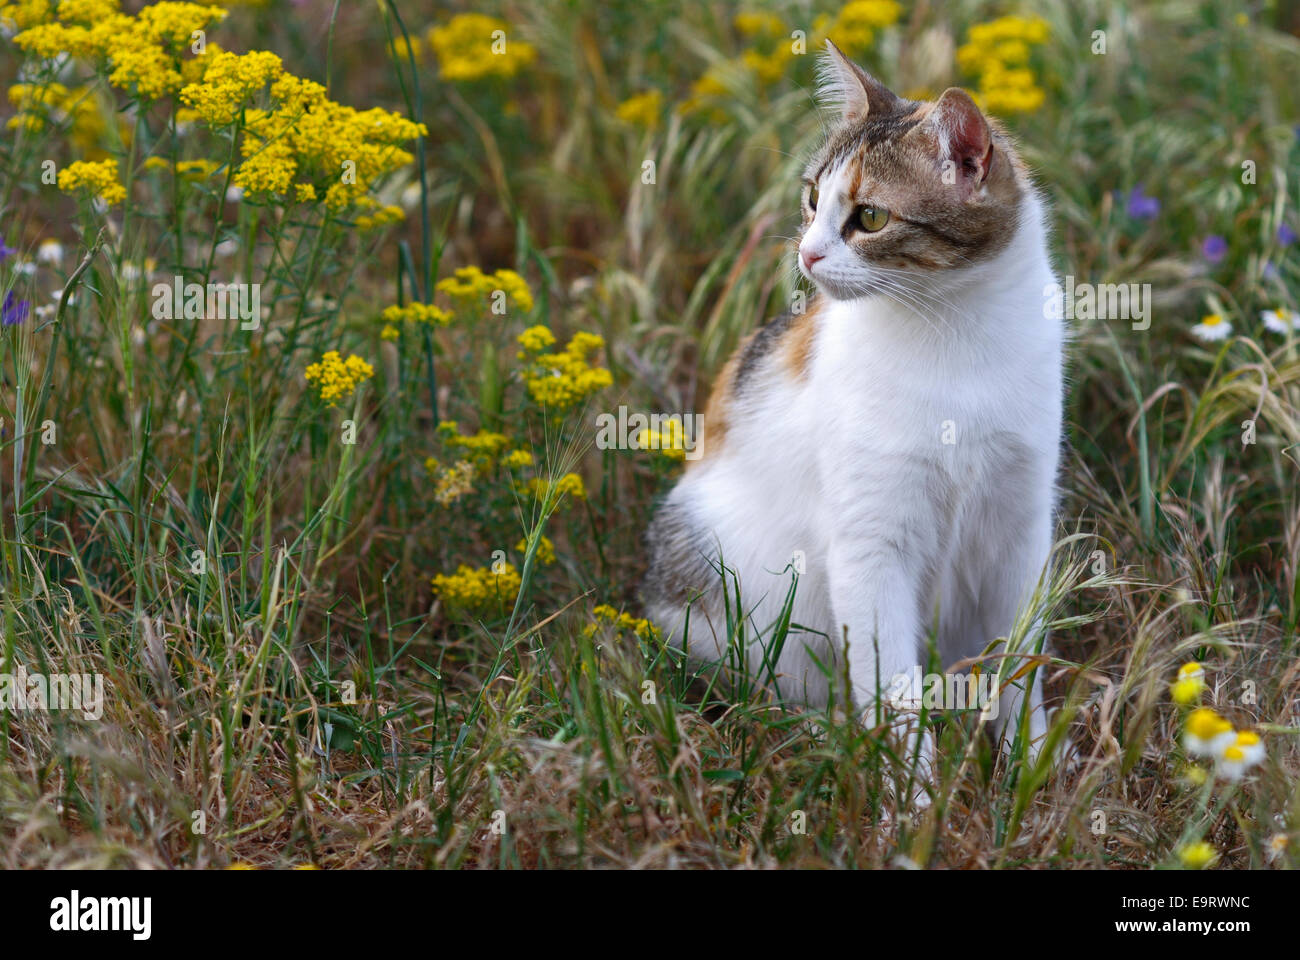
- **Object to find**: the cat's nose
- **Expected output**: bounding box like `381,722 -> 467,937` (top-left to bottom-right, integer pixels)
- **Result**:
801,250 -> 824,270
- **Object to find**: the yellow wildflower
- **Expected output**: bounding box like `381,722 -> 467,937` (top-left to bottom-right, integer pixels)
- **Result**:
518,329 -> 612,411
615,90 -> 663,130
435,266 -> 532,313
590,603 -> 660,642
1183,707 -> 1235,758
437,421 -> 509,468
957,15 -> 1050,115
516,324 -> 556,354
503,449 -> 533,470
389,33 -> 422,63
733,11 -> 784,38
1170,661 -> 1206,705
1177,841 -> 1218,870
180,50 -> 283,126
381,302 -> 453,327
428,459 -> 475,507
57,158 -> 126,205
427,13 -> 536,82
636,417 -> 688,461
431,562 -> 522,615
303,350 -> 374,406
516,534 -> 556,566
820,0 -> 902,54
530,472 -> 586,503
133,1 -> 227,50
0,0 -> 53,31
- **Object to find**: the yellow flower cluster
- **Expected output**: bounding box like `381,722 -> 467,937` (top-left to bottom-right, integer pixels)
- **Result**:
180,49 -> 281,125
435,266 -> 534,314
56,157 -> 126,205
615,89 -> 663,130
516,534 -> 556,566
587,604 -> 659,642
303,350 -> 374,406
733,11 -> 784,39
431,562 -> 522,615
504,449 -> 533,470
636,418 -> 687,461
354,202 -> 405,231
427,13 -> 536,82
143,155 -> 219,181
6,82 -> 105,153
742,44 -> 796,86
734,8 -> 798,87
682,3 -> 901,113
528,472 -> 586,504
0,0 -> 53,31
380,301 -> 453,339
436,420 -> 510,469
426,458 -> 475,507
957,15 -> 1049,115
14,1 -> 229,103
515,324 -> 555,354
680,64 -> 731,117
389,33 -> 422,64
516,328 -> 612,411
178,55 -> 425,209
818,0 -> 902,55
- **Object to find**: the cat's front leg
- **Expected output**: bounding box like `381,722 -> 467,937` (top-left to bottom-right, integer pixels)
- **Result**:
979,514 -> 1053,764
825,534 -> 934,805
825,536 -> 923,715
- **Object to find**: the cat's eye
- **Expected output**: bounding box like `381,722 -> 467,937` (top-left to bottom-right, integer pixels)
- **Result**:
807,183 -> 819,211
856,205 -> 889,232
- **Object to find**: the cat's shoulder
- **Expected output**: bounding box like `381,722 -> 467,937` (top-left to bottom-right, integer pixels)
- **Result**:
693,297 -> 823,467
728,296 -> 824,396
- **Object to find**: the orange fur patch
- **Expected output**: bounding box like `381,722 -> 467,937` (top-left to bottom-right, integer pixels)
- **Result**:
780,303 -> 821,382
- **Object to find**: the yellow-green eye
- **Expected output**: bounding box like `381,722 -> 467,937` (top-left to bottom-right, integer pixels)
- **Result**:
808,183 -> 819,211
857,205 -> 889,232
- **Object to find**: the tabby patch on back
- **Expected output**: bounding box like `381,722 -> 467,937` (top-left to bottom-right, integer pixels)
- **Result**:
643,40 -> 1067,788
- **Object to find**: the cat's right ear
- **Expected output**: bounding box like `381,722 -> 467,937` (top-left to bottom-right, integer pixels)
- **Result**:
815,40 -> 900,121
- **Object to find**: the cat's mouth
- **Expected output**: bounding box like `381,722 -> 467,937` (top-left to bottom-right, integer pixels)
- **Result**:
803,268 -> 884,301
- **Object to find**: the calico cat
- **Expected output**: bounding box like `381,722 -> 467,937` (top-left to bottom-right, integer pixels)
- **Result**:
643,42 -> 1064,761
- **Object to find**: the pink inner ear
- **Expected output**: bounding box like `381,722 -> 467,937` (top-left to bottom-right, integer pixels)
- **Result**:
936,92 -> 993,182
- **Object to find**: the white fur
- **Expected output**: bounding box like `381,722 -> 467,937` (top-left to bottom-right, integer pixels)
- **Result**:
649,158 -> 1064,761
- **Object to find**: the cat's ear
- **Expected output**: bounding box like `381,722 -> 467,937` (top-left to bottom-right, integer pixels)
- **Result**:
926,87 -> 994,195
815,39 -> 900,120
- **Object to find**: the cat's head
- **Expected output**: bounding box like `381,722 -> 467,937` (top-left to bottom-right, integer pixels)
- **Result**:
797,41 -> 1026,301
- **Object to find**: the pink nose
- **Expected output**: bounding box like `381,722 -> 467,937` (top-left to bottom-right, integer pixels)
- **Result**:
801,250 -> 824,270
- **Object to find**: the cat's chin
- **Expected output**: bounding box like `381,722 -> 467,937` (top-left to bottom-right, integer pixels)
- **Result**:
811,277 -> 883,301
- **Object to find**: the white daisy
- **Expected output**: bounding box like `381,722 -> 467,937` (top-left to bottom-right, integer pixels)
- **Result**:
1261,308 -> 1295,333
1191,313 -> 1232,342
1214,732 -> 1264,782
1183,708 -> 1235,758
1230,730 -> 1265,767
36,239 -> 63,265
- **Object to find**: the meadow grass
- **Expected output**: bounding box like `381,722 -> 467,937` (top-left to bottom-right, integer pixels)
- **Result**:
0,0 -> 1298,868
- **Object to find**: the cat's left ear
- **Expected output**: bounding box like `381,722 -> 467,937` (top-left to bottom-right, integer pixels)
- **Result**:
926,87 -> 994,196
816,39 -> 900,120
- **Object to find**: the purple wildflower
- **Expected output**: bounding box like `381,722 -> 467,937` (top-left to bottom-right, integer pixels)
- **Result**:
1201,235 -> 1227,263
0,237 -> 16,261
1279,223 -> 1297,247
2,290 -> 30,326
1125,185 -> 1160,220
